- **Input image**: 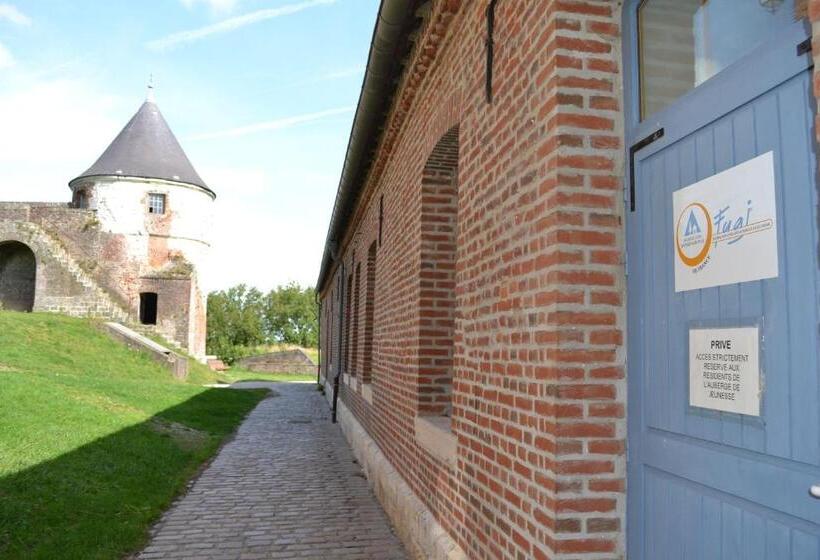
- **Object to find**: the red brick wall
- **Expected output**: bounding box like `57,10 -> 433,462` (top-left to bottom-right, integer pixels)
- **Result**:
320,1 -> 626,558
139,276 -> 192,349
343,272 -> 353,372
352,262 -> 361,372
362,241 -> 377,382
419,125 -> 459,417
811,1 -> 820,145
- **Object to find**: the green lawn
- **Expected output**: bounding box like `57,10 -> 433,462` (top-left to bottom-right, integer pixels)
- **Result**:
0,312 -> 270,560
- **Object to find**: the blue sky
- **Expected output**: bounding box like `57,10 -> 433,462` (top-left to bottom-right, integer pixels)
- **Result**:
0,0 -> 379,291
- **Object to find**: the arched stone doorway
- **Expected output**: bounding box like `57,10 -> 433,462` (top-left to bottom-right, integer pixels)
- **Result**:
0,241 -> 36,312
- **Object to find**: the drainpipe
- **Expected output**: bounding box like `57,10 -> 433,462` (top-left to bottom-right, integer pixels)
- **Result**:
332,253 -> 346,424
315,297 -> 322,386
485,0 -> 500,104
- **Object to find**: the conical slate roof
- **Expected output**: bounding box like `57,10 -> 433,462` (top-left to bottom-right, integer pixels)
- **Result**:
71,100 -> 213,196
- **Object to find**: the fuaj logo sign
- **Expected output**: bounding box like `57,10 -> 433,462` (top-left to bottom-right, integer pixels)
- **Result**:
672,152 -> 779,292
675,202 -> 713,269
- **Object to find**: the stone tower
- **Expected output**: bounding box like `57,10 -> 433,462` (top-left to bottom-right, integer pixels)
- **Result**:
67,88 -> 214,358
0,88 -> 212,359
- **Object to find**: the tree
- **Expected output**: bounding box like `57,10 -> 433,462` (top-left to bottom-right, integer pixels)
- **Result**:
206,284 -> 266,363
263,283 -> 318,348
206,282 -> 318,362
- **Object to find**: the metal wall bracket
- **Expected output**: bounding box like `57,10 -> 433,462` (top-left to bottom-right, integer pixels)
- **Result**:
798,37 -> 812,57
629,128 -> 664,212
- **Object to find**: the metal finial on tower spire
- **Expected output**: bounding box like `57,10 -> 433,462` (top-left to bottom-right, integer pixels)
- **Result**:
146,74 -> 155,102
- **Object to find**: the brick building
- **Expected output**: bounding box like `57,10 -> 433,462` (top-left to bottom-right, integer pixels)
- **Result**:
317,0 -> 820,558
0,88 -> 213,359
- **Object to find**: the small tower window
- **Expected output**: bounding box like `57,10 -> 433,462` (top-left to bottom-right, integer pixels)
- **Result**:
139,292 -> 158,325
74,189 -> 89,209
148,193 -> 166,214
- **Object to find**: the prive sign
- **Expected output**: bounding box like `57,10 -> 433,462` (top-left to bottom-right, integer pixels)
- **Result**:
689,327 -> 761,417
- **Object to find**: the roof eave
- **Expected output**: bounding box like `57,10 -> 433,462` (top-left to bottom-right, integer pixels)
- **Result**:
315,0 -> 425,293
68,174 -> 216,199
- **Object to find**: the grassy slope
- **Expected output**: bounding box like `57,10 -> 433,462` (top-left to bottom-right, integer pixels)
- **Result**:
0,312 -> 268,560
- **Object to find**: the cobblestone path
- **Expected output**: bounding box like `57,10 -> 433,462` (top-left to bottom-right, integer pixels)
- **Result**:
139,382 -> 407,560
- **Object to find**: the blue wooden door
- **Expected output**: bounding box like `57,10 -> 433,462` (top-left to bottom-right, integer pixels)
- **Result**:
625,4 -> 820,558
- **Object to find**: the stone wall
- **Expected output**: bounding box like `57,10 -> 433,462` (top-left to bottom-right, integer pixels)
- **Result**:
139,276 -> 193,356
237,349 -> 316,375
0,201 -> 204,356
336,398 -> 465,560
0,241 -> 36,311
0,217 -> 128,321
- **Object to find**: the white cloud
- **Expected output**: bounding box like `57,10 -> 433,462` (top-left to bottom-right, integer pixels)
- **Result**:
15,57 -> 85,81
0,4 -> 32,71
180,0 -> 240,15
188,105 -> 353,140
0,79 -> 121,202
200,165 -> 332,291
252,65 -> 363,96
0,78 -> 329,290
0,4 -> 31,26
322,66 -> 364,80
148,0 -> 336,51
0,42 -> 15,68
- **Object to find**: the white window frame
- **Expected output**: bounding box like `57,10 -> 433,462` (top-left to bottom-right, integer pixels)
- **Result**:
148,193 -> 166,215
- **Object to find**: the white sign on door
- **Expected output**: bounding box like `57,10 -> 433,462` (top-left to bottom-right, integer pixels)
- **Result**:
673,151 -> 778,292
689,327 -> 761,416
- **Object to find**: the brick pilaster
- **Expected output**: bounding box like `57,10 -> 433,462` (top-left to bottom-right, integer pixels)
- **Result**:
532,1 -> 626,557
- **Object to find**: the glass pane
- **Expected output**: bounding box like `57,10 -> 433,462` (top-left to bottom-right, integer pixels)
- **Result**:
148,194 -> 165,214
639,0 -> 798,120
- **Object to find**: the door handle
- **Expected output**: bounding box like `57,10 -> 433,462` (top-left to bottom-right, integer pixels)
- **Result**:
809,485 -> 820,499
